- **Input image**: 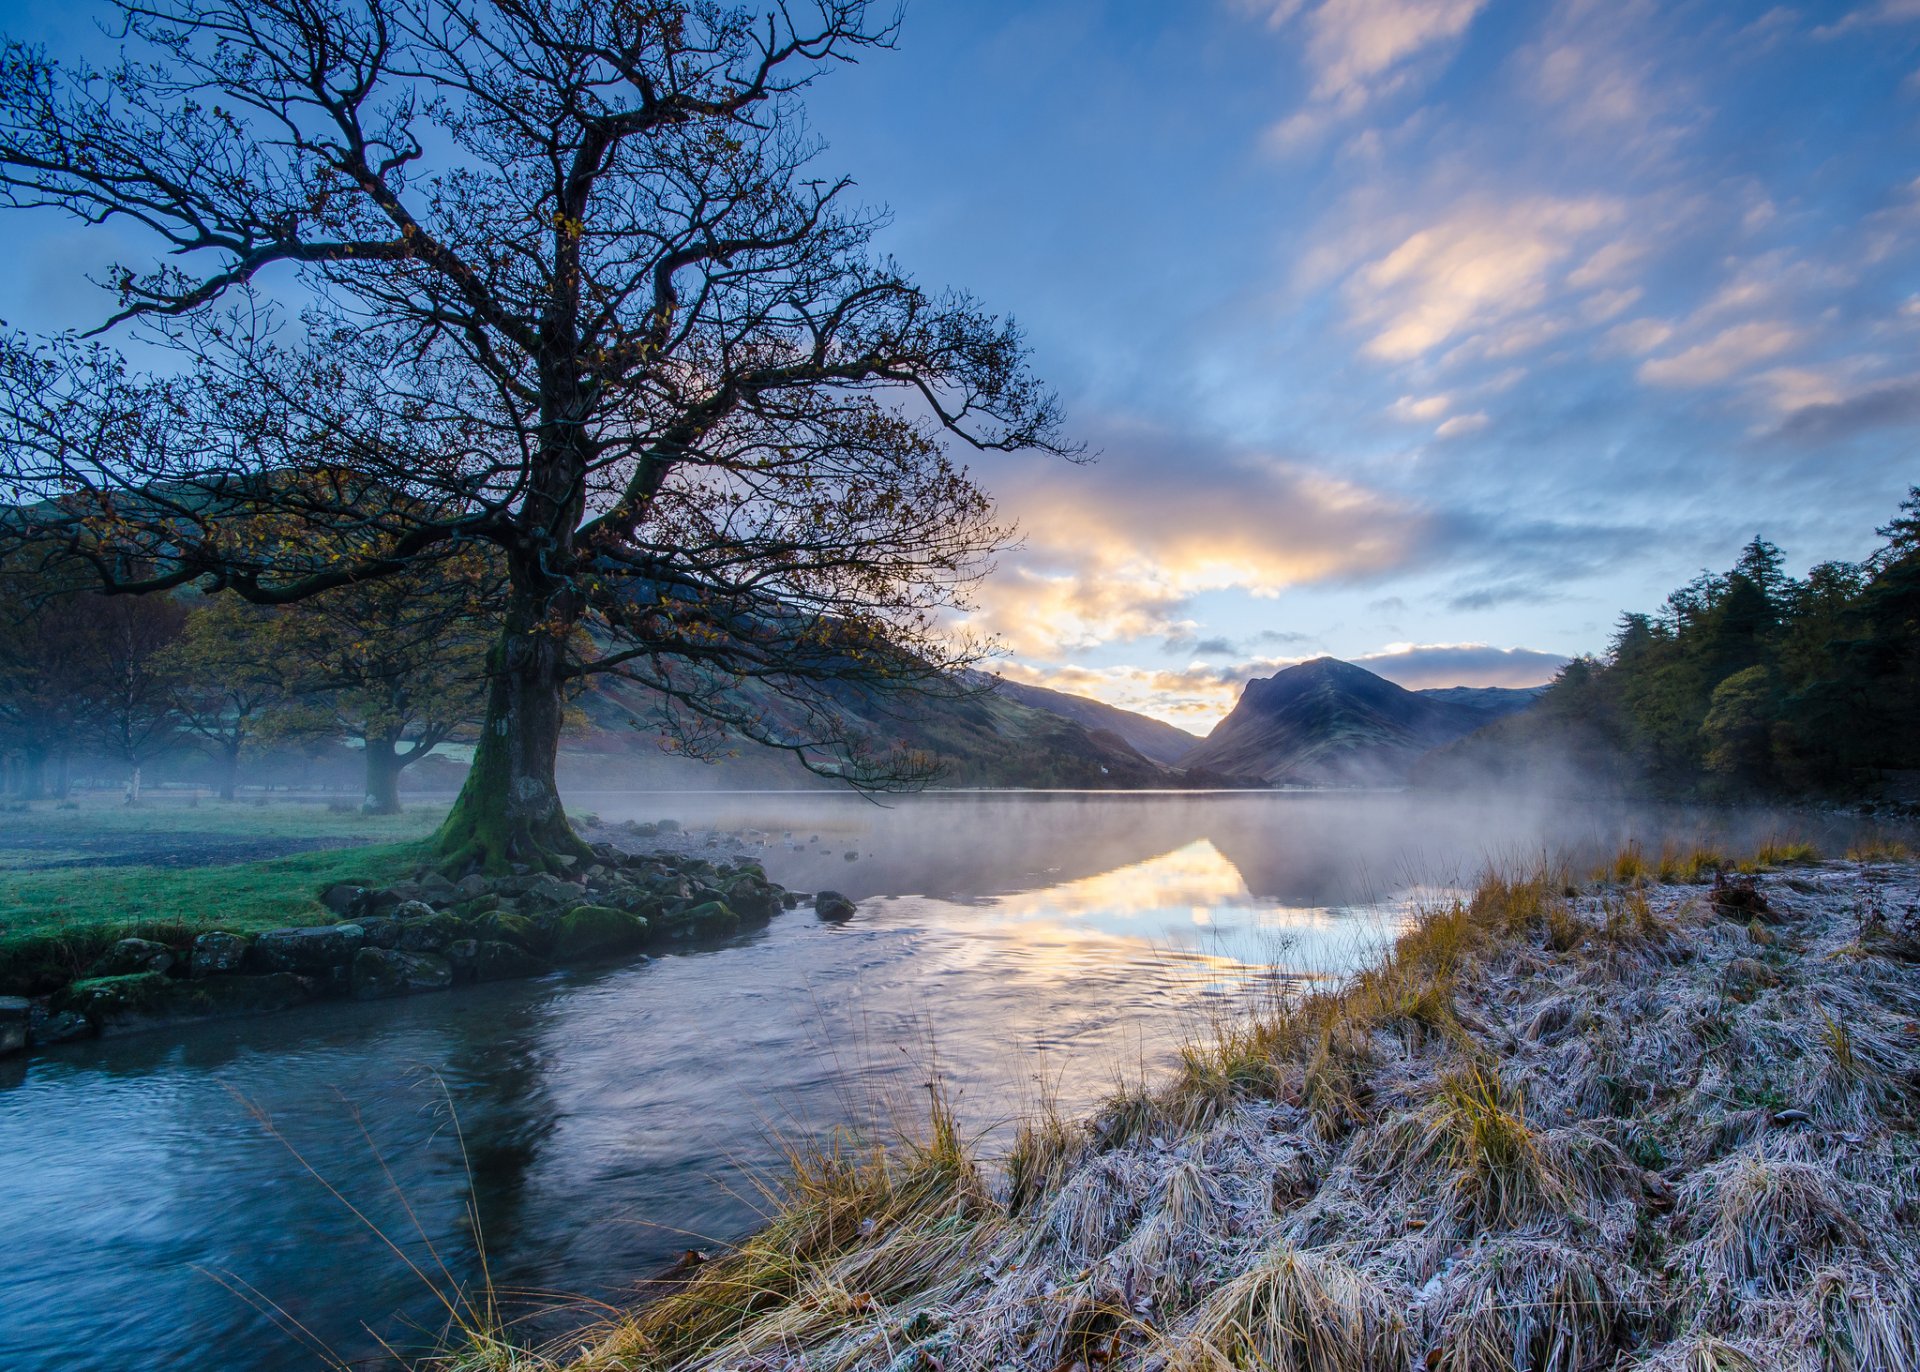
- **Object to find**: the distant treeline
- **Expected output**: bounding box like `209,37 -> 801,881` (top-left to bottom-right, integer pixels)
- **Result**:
0,547 -> 495,810
1424,488 -> 1920,798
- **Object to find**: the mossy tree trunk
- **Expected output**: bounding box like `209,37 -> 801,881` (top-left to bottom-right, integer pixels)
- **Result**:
433,540 -> 593,875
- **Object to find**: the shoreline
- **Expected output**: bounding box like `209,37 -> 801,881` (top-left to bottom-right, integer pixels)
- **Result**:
544,849 -> 1920,1371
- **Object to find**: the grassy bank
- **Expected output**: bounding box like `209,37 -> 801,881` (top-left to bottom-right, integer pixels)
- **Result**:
471,843 -> 1920,1372
0,798 -> 442,993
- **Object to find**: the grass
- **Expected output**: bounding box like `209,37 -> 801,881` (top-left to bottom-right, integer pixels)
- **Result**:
0,795 -> 444,991
531,837 -> 1920,1372
0,841 -> 429,993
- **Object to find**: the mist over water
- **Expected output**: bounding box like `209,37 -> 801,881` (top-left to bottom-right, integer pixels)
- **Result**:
0,790 -> 1886,1371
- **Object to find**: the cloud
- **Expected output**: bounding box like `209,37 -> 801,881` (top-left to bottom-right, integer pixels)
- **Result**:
1638,320 -> 1802,387
1354,642 -> 1570,688
1254,0 -> 1489,146
1392,392 -> 1451,420
959,437 -> 1436,658
1191,636 -> 1243,656
1347,197 -> 1624,361
1772,378 -> 1920,443
1435,411 -> 1489,438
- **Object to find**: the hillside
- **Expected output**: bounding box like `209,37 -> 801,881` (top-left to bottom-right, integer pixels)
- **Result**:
1179,657 -> 1539,786
565,671 -> 1178,790
988,675 -> 1200,765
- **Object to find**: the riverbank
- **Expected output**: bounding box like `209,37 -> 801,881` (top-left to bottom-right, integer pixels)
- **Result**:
539,846 -> 1920,1372
0,799 -> 813,1053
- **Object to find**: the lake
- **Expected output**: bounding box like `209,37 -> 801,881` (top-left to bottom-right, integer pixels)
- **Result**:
0,790 -> 1868,1370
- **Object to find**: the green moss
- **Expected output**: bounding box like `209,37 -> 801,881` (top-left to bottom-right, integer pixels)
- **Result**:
552,904 -> 650,960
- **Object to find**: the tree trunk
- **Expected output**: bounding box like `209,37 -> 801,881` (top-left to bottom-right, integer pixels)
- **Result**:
362,735 -> 404,815
432,570 -> 590,874
19,745 -> 45,800
218,741 -> 240,802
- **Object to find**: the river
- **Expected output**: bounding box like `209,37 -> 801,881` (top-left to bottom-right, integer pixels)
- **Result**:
0,790 -> 1872,1370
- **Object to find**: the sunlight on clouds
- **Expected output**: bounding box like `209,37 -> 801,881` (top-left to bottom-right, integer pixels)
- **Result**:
1392,393 -> 1451,420
1638,319 -> 1802,387
1349,197 -> 1623,360
1434,412 -> 1488,438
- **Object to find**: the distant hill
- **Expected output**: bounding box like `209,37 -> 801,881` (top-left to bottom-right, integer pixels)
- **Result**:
989,676 -> 1200,765
566,670 -> 1180,790
1178,657 -> 1541,786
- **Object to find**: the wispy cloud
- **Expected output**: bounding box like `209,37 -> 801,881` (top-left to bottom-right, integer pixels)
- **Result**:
1639,320 -> 1802,387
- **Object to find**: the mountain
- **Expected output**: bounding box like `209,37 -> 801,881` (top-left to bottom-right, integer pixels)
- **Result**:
990,676 -> 1200,765
565,671 -> 1181,790
1177,657 -> 1541,786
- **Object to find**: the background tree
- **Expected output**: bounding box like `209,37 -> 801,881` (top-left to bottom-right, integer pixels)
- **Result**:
70,591 -> 188,803
0,550 -> 93,797
0,0 -> 1072,871
269,553 -> 496,814
159,594 -> 293,800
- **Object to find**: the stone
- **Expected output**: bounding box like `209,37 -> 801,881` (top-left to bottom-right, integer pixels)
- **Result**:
552,904 -> 650,960
0,996 -> 28,1057
525,875 -> 587,908
320,883 -> 366,915
470,940 -> 550,982
354,915 -> 402,950
26,1005 -> 90,1047
723,875 -> 782,922
189,931 -> 250,979
56,972 -> 312,1032
470,911 -> 543,952
814,891 -> 857,922
655,900 -> 739,941
85,937 -> 176,979
656,818 -> 681,833
350,947 -> 453,1000
396,911 -> 467,953
250,923 -> 365,973
455,873 -> 492,900
444,938 -> 480,977
389,899 -> 438,922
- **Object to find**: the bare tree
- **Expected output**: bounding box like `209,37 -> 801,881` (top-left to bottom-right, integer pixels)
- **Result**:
0,0 -> 1072,870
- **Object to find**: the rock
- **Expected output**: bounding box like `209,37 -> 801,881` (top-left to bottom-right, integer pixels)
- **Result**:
320,883 -> 366,915
525,875 -> 587,908
0,996 -> 27,1057
189,931 -> 250,979
814,891 -> 857,922
470,911 -> 544,952
455,873 -> 492,900
85,937 -> 176,979
781,891 -> 801,910
444,939 -> 480,978
390,899 -> 438,922
57,972 -> 312,1032
470,940 -> 551,982
396,911 -> 467,953
655,900 -> 739,941
354,915 -> 402,950
350,947 -> 453,1000
553,904 -> 650,960
26,1005 -> 90,1047
656,818 -> 681,833
250,923 -> 365,974
724,876 -> 782,922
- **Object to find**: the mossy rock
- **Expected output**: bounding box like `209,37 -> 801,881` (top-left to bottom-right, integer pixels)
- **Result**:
552,904 -> 650,961
57,971 -> 313,1031
723,876 -> 782,922
469,910 -> 546,953
350,947 -> 453,1001
655,900 -> 740,942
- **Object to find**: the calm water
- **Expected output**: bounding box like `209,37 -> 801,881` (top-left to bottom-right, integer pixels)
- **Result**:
0,791 -> 1877,1370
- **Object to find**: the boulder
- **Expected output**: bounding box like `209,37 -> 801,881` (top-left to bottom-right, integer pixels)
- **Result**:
814,891 -> 857,922
655,900 -> 739,941
57,972 -> 312,1032
320,883 -> 366,916
552,905 -> 650,960
189,931 -> 250,979
724,876 -> 782,922
350,947 -> 453,1000
354,915 -> 402,950
0,996 -> 27,1057
389,899 -> 438,922
27,1005 -> 90,1047
250,923 -> 365,973
525,875 -> 587,908
85,937 -> 176,979
455,873 -> 493,900
469,911 -> 544,953
444,938 -> 480,978
470,940 -> 551,982
396,911 -> 467,953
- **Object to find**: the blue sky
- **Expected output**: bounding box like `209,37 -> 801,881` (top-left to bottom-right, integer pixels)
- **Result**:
3,0 -> 1919,729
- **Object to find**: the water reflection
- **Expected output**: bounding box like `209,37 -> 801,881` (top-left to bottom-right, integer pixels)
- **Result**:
0,791 -> 1894,1372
